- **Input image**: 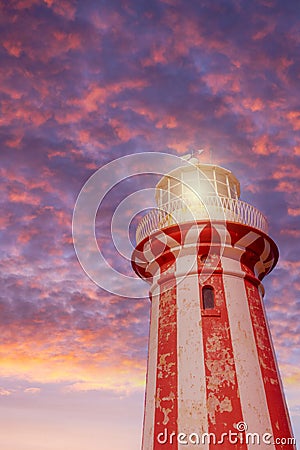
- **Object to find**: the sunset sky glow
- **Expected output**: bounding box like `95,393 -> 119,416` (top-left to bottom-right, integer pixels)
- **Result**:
0,0 -> 300,449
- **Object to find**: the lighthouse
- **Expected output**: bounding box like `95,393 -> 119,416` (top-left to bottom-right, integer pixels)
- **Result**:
131,157 -> 295,449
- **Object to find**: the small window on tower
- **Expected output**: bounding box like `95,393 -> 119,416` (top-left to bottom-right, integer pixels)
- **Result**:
202,286 -> 215,309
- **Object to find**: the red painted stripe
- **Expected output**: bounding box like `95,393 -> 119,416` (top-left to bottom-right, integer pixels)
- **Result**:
199,262 -> 247,449
153,280 -> 178,450
245,278 -> 296,449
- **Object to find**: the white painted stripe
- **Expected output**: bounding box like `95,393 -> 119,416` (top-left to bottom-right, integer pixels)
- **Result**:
143,240 -> 156,261
221,256 -> 276,450
142,285 -> 160,450
254,238 -> 271,277
235,231 -> 259,248
176,251 -> 209,450
133,254 -> 147,265
213,222 -> 232,246
260,238 -> 270,262
147,261 -> 160,279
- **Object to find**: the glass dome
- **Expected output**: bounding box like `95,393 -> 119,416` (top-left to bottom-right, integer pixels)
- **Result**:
155,163 -> 240,208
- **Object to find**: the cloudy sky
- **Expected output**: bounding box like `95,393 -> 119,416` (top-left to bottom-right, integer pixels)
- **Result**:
0,0 -> 299,448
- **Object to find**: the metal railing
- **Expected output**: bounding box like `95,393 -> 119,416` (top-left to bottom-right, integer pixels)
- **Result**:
136,196 -> 268,244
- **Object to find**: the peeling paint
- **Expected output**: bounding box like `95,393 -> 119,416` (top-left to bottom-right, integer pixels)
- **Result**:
207,394 -> 233,424
157,353 -> 176,378
161,408 -> 172,425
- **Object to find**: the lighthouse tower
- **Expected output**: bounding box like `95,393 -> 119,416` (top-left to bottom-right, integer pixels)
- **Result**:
132,158 -> 295,449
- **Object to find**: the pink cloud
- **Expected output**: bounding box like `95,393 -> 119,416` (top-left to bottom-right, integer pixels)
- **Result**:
273,164 -> 300,180
287,208 -> 300,217
24,387 -> 41,394
280,229 -> 300,238
141,41 -> 171,67
252,135 -> 278,155
9,189 -> 41,206
17,228 -> 39,244
242,97 -> 264,112
52,31 -> 81,51
275,181 -> 295,193
0,388 -> 12,396
202,73 -> 237,95
3,40 -> 23,57
156,116 -> 178,129
43,0 -> 77,20
252,18 -> 276,41
287,111 -> 300,131
1,99 -> 51,127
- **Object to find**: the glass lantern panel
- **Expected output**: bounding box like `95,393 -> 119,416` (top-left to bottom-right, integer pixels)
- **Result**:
172,183 -> 182,197
230,184 -> 237,199
199,168 -> 213,181
217,172 -> 227,183
161,190 -> 168,205
216,182 -> 228,197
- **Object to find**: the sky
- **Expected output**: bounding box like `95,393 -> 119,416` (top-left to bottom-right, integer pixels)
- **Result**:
0,0 -> 299,449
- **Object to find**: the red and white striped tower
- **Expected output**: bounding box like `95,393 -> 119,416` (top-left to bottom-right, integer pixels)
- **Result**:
132,158 -> 295,450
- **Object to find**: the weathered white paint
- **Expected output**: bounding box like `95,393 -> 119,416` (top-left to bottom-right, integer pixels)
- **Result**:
221,255 -> 276,450
176,249 -> 209,450
142,285 -> 160,450
234,231 -> 259,249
